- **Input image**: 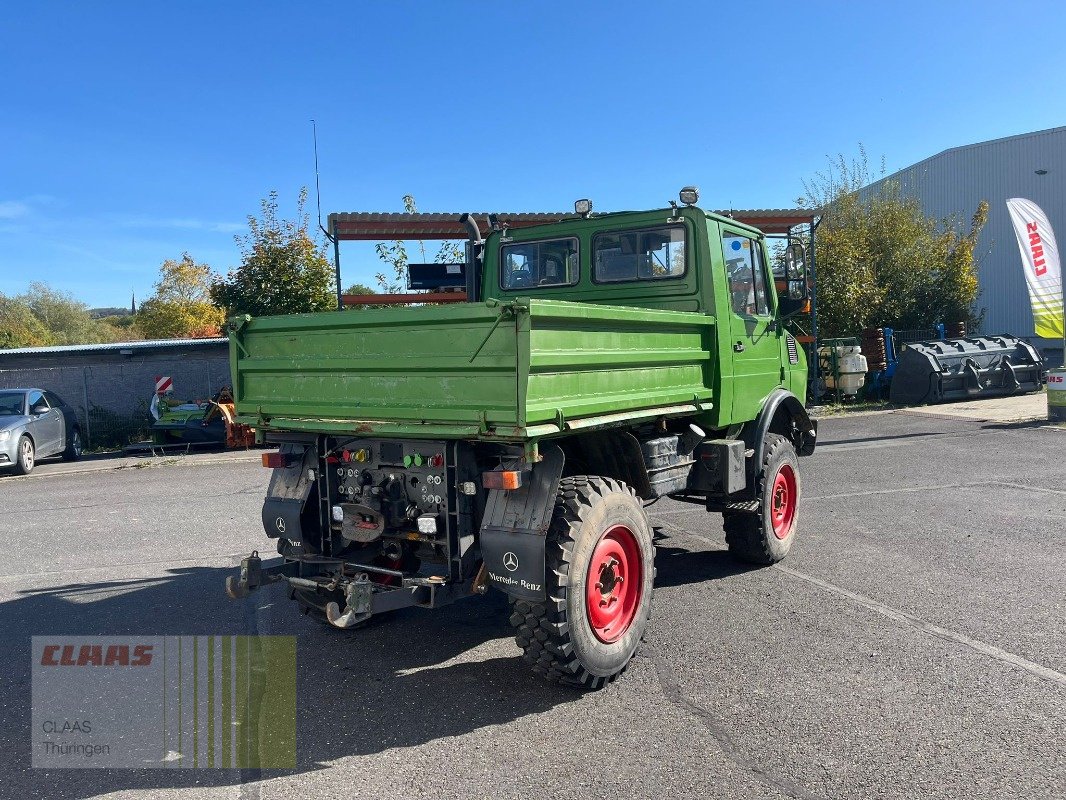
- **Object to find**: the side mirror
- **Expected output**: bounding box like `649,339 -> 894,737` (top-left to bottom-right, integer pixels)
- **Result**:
784,243 -> 807,280
31,402 -> 49,415
783,243 -> 809,303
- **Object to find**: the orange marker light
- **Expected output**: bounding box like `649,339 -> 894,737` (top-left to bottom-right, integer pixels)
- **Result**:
262,452 -> 287,468
482,470 -> 524,490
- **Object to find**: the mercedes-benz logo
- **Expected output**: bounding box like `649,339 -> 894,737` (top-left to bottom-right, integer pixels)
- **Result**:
275,516 -> 286,534
503,551 -> 519,572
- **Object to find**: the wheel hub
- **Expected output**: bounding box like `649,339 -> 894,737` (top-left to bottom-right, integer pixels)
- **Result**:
586,524 -> 642,643
770,464 -> 797,540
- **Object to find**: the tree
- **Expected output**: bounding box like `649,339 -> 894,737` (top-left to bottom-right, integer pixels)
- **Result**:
374,195 -> 464,293
339,282 -> 379,311
98,314 -> 144,341
137,253 -> 225,338
800,148 -> 987,337
211,188 -> 336,317
0,294 -> 51,348
17,283 -> 117,345
343,282 -> 377,296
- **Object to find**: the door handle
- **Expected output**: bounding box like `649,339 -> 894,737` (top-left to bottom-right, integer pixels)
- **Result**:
733,341 -> 745,352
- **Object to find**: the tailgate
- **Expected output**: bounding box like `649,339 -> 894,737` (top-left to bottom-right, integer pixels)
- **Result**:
229,302 -> 522,436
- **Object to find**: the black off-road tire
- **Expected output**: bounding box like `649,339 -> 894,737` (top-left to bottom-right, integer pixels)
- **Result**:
508,476 -> 655,690
723,433 -> 800,565
14,434 -> 34,475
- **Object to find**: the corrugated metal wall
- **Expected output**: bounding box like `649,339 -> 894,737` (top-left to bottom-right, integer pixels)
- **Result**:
863,126 -> 1066,345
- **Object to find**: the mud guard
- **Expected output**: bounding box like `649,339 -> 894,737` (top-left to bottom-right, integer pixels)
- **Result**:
478,446 -> 565,602
748,388 -> 817,467
260,443 -> 315,539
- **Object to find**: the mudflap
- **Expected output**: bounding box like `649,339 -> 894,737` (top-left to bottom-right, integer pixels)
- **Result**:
478,446 -> 564,603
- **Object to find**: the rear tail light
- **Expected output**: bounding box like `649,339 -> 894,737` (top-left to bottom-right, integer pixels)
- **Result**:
482,469 -> 524,490
261,452 -> 288,468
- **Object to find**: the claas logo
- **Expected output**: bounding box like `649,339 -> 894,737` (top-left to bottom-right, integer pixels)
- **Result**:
1026,221 -> 1048,277
40,643 -> 153,667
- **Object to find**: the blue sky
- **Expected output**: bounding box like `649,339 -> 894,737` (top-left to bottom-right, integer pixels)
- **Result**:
2,1 -> 1064,308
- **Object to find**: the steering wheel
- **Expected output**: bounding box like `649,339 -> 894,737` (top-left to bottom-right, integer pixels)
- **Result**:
509,271 -> 534,288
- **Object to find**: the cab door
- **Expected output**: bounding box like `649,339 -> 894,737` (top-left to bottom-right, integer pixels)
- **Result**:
27,390 -> 63,455
720,227 -> 783,420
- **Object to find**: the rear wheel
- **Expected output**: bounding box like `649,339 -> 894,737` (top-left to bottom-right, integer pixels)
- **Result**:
723,433 -> 800,564
14,435 -> 34,475
509,476 -> 655,689
63,428 -> 83,461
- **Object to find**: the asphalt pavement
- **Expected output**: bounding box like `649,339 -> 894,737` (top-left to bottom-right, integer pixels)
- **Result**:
1,409 -> 1063,799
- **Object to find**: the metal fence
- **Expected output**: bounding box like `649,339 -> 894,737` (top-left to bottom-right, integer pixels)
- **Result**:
889,321 -> 982,355
0,358 -> 230,450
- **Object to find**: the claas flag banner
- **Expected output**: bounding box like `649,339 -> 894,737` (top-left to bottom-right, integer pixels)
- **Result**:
1007,198 -> 1064,339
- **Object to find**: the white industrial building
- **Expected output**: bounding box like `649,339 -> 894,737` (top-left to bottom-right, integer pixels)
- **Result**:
863,126 -> 1065,363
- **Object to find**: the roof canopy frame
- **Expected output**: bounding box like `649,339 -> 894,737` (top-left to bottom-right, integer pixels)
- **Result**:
327,208 -> 818,242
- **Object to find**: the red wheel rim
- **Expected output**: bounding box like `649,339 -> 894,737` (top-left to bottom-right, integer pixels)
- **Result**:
586,524 -> 643,643
770,464 -> 797,540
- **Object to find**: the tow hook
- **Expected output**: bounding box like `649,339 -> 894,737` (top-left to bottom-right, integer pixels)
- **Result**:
325,575 -> 373,628
225,551 -> 263,599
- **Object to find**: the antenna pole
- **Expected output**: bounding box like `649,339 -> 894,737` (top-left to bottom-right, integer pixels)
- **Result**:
311,119 -> 330,241
311,119 -> 343,309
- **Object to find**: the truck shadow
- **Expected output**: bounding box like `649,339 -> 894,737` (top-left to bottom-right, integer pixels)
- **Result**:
0,564 -> 576,798
2,535 -> 741,798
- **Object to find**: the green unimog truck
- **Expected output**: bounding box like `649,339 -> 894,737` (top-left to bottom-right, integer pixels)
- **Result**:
225,192 -> 817,688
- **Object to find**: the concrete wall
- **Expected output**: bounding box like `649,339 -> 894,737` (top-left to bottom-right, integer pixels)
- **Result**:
0,344 -> 230,448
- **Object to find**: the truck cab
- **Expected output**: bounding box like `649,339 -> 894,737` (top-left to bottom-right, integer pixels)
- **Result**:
477,205 -> 809,425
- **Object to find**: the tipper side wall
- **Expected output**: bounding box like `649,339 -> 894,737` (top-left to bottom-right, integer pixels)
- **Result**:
229,299 -> 717,439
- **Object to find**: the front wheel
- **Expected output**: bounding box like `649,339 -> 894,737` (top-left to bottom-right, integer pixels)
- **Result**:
14,435 -> 35,475
723,433 -> 801,565
509,476 -> 655,689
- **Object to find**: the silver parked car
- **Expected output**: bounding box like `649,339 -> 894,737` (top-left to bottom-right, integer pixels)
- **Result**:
0,388 -> 83,475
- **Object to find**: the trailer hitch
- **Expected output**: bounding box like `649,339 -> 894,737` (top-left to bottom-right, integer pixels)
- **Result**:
224,551 -> 292,599
324,574 -> 373,628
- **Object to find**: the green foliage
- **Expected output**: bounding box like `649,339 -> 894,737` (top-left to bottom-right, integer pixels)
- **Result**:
137,253 -> 224,338
374,194 -> 464,292
343,282 -> 377,296
801,149 -> 988,336
5,283 -> 120,347
98,314 -> 144,341
340,282 -> 379,311
211,188 -> 336,316
0,294 -> 52,348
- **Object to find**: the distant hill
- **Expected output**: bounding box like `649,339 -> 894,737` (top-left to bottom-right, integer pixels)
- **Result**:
89,307 -> 131,319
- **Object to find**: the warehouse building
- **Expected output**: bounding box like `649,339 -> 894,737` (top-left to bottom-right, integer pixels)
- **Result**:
863,126 -> 1065,364
0,338 -> 229,448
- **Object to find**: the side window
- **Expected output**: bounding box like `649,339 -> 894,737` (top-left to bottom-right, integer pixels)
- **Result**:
722,233 -> 769,316
28,391 -> 46,411
44,391 -> 63,407
750,240 -> 770,315
500,238 -> 579,290
593,225 -> 685,283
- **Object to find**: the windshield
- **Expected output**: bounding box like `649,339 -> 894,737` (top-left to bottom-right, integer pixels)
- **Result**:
500,237 -> 579,290
0,391 -> 27,416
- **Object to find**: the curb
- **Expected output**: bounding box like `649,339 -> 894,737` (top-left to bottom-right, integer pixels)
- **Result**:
0,451 -> 263,482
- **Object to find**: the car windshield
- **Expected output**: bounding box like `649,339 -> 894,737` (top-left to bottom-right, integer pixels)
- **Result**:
0,391 -> 27,416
